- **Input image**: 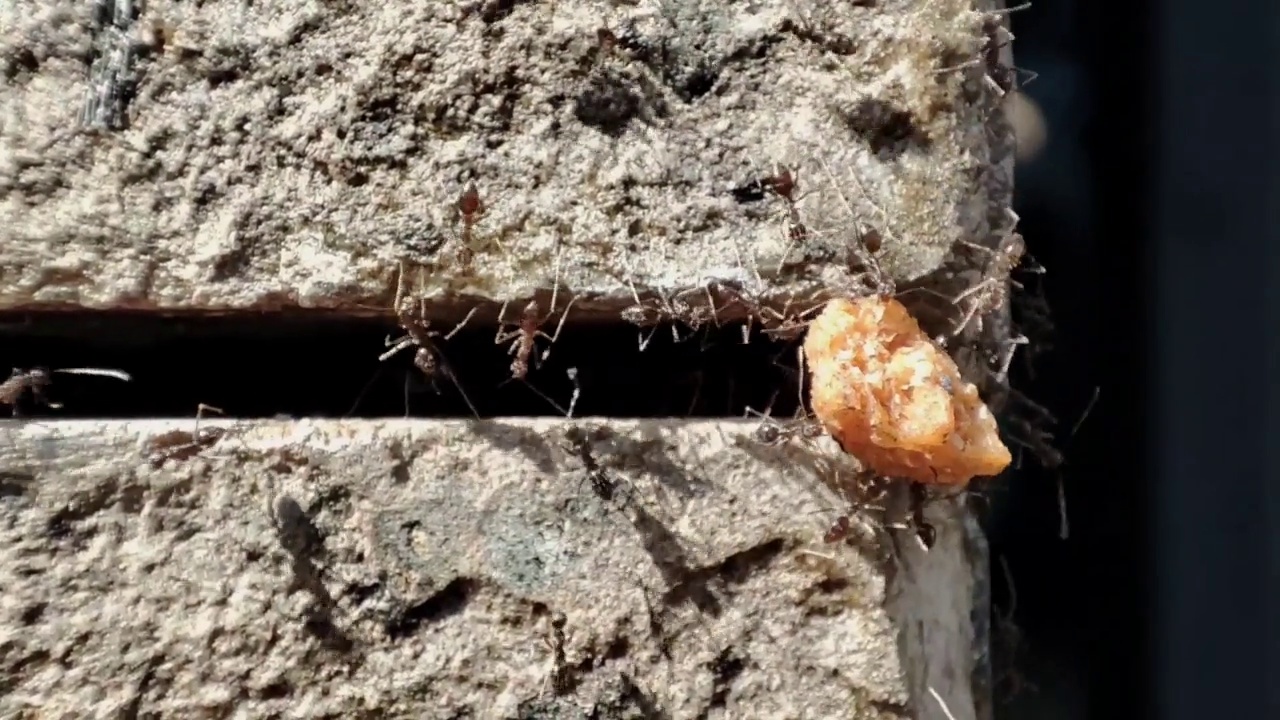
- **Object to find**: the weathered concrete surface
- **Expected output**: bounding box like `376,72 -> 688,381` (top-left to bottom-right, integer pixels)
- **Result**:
0,1 -> 1020,717
0,419 -> 980,719
1,0 -> 1013,314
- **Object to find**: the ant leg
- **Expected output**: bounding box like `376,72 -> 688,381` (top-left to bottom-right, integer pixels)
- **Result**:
950,298 -> 984,337
703,283 -> 722,328
549,244 -> 564,314
194,403 -> 225,441
391,260 -> 407,313
952,276 -> 996,305
443,307 -> 479,340
637,325 -> 659,352
994,335 -> 1029,383
796,345 -> 807,411
494,301 -> 522,345
379,336 -> 415,362
543,297 -> 577,343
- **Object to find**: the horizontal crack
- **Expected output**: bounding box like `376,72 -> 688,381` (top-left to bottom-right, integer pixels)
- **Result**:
0,315 -> 805,421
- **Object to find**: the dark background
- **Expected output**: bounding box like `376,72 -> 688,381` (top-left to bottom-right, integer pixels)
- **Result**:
987,0 -> 1279,717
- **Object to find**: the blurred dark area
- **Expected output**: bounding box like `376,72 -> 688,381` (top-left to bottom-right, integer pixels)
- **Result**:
989,0 -> 1279,718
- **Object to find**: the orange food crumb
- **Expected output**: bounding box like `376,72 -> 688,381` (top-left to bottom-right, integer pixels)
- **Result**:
803,297 -> 1012,485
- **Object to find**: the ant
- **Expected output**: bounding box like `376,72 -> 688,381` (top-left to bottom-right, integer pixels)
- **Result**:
763,166 -> 810,246
380,262 -> 478,377
621,280 -> 717,350
495,247 -> 579,380
758,297 -> 827,341
902,482 -> 940,550
495,294 -> 577,380
981,5 -> 1038,96
823,515 -> 851,544
454,183 -> 485,267
596,27 -> 619,61
495,299 -> 573,380
563,425 -> 629,507
763,167 -> 798,203
749,410 -> 826,445
951,231 -> 1028,337
0,366 -> 131,416
379,261 -> 479,413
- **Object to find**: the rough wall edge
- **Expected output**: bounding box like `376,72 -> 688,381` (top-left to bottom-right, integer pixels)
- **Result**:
0,416 -> 982,719
964,0 -> 1018,717
0,282 -> 838,325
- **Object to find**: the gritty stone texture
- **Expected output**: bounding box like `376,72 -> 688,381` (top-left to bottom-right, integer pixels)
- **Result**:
1,0 -> 1013,315
0,1 -> 1020,717
0,418 -> 981,719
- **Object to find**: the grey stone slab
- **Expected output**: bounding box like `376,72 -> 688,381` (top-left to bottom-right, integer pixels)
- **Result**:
1,0 -> 1014,315
0,418 -> 981,719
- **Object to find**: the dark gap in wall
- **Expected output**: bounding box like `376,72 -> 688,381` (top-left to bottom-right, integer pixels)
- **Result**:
0,314 -> 805,420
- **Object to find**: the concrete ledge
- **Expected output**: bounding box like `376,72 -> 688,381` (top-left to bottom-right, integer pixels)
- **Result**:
1,0 -> 1011,314
0,418 -> 979,719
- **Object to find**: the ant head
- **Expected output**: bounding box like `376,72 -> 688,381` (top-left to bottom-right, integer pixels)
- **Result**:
802,422 -> 826,439
1002,232 -> 1026,260
754,424 -> 781,444
766,167 -> 796,200
24,368 -> 52,387
457,184 -> 483,216
596,27 -> 617,51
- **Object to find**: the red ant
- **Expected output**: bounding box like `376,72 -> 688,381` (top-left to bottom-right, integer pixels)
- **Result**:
0,367 -> 131,416
823,515 -> 851,544
495,294 -> 578,380
455,183 -> 484,267
763,166 -> 808,244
